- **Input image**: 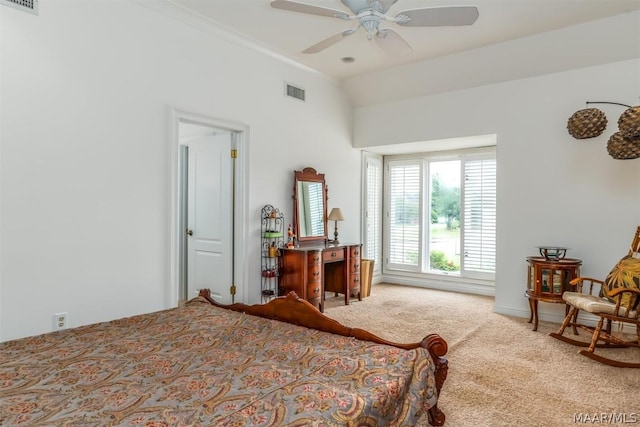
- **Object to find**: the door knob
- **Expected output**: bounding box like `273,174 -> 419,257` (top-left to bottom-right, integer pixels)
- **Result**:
186,229 -> 194,236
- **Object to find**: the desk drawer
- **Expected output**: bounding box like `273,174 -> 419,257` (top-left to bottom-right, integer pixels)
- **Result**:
349,245 -> 361,258
323,248 -> 345,263
349,272 -> 361,296
307,275 -> 321,297
308,251 -> 322,265
350,258 -> 360,274
309,264 -> 321,283
307,263 -> 322,306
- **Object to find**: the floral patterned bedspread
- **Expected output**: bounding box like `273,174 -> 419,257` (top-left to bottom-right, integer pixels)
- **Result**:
0,297 -> 438,426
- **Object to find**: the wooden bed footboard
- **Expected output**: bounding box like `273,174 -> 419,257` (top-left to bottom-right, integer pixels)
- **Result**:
198,289 -> 448,426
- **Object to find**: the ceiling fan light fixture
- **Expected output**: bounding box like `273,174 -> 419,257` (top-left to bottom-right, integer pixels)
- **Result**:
360,15 -> 381,39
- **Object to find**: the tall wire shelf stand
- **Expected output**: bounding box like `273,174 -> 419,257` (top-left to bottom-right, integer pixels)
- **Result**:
261,205 -> 284,302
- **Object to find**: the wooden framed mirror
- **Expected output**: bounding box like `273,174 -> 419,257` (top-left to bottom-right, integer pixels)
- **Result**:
293,167 -> 327,245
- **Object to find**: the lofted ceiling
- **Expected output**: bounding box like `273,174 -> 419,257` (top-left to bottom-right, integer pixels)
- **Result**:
165,0 -> 640,80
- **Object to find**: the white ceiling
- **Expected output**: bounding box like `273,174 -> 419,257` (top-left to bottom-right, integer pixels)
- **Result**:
166,0 -> 640,80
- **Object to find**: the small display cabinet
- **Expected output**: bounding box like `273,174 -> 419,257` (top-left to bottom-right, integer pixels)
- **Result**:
261,205 -> 284,303
525,256 -> 582,331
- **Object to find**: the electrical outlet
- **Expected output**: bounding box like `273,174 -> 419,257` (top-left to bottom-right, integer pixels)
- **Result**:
53,312 -> 68,331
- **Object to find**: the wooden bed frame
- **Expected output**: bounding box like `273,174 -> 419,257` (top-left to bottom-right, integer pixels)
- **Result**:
199,289 -> 449,426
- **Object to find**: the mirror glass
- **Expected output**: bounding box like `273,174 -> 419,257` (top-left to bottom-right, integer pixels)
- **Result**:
297,181 -> 325,237
293,168 -> 327,244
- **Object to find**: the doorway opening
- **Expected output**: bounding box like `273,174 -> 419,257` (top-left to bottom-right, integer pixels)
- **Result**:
169,110 -> 249,308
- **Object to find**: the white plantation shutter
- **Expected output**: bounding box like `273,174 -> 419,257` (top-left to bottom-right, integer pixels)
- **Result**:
388,161 -> 421,268
463,158 -> 496,274
307,183 -> 324,236
365,156 -> 382,271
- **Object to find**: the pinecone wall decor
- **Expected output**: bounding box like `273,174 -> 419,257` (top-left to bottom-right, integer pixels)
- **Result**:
607,132 -> 640,160
568,102 -> 640,160
567,108 -> 607,139
617,106 -> 640,141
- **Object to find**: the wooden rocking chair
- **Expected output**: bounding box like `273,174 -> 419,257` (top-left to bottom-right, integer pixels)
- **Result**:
549,226 -> 640,368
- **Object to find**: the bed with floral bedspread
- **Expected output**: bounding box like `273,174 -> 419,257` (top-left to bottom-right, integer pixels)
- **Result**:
0,291 -> 448,426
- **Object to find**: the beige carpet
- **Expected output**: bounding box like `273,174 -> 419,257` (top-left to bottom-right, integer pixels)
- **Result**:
323,284 -> 639,427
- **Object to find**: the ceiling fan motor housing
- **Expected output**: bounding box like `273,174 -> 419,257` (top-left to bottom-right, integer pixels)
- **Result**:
344,0 -> 384,14
360,15 -> 381,38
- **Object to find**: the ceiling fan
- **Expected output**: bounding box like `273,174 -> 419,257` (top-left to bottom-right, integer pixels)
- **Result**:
271,0 -> 479,56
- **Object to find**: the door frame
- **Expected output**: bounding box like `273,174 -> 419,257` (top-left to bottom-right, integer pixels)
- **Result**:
169,108 -> 249,307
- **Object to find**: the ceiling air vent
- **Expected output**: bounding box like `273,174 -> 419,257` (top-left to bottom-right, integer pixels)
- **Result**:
285,83 -> 305,102
1,0 -> 38,15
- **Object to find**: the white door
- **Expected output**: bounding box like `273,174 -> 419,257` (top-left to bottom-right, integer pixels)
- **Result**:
185,132 -> 233,303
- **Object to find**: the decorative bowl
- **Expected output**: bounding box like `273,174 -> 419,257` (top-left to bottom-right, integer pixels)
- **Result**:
537,246 -> 568,260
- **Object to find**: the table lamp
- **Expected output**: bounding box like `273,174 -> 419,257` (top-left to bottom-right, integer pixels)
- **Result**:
328,208 -> 344,244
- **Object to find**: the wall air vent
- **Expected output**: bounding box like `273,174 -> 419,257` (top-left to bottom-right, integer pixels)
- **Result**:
1,0 -> 38,15
285,83 -> 306,102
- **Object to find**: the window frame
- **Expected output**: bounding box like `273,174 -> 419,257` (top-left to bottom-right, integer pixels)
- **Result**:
382,146 -> 496,286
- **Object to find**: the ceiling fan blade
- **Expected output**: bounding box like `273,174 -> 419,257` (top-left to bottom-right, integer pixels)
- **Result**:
271,0 -> 350,20
375,28 -> 412,56
396,6 -> 479,27
303,30 -> 354,54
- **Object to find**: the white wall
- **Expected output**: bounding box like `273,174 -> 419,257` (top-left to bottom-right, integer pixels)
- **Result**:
3,2 -> 638,341
344,11 -> 640,107
353,58 -> 640,323
0,1 -> 358,341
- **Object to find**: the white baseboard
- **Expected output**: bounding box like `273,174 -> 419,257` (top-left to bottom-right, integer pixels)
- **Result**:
493,304 -> 636,333
493,305 -> 568,325
377,274 -> 495,297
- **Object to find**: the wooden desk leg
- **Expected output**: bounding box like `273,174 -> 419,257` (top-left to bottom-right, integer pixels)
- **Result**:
344,264 -> 350,305
527,298 -> 539,331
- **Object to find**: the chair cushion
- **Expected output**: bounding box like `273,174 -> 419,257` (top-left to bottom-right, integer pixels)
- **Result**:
602,255 -> 640,306
562,292 -> 637,317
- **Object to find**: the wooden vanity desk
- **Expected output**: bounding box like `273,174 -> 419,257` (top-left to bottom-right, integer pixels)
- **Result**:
280,243 -> 362,312
285,167 -> 361,312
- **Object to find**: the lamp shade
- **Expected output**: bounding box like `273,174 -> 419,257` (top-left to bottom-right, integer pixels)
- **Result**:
328,208 -> 344,221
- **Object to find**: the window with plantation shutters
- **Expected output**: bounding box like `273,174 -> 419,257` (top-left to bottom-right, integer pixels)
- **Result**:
381,146 -> 496,285
387,161 -> 421,269
463,158 -> 496,276
364,154 -> 382,272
